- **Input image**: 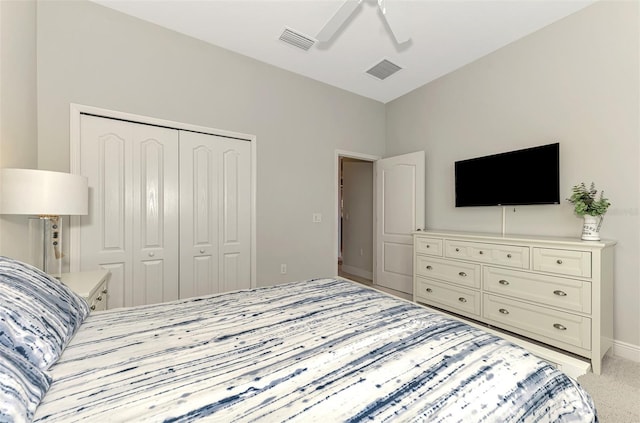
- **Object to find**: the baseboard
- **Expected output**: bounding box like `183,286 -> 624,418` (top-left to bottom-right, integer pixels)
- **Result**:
612,339 -> 640,362
340,264 -> 373,281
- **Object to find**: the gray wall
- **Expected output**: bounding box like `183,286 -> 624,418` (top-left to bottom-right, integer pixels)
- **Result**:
35,0 -> 386,285
386,1 -> 640,348
0,0 -> 38,262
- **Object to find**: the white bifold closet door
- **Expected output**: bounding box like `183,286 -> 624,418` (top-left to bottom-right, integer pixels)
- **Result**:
179,131 -> 251,298
79,115 -> 251,308
80,115 -> 179,308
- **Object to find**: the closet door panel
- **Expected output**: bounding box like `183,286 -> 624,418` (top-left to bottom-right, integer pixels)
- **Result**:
193,256 -> 216,296
222,253 -> 240,292
102,139 -> 127,251
132,125 -> 179,306
80,115 -> 179,308
80,116 -> 134,308
136,259 -> 165,306
219,139 -> 251,291
179,131 -> 219,299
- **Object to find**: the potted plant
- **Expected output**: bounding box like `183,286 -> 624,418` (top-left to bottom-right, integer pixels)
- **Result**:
567,182 -> 611,240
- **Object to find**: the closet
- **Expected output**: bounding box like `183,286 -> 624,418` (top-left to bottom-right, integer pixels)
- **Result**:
78,114 -> 252,309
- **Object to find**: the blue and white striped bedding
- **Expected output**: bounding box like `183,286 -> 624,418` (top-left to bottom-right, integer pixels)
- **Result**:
33,278 -> 596,422
0,257 -> 89,370
0,345 -> 51,423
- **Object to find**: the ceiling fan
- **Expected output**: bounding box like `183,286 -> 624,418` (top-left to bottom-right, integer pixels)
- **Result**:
316,0 -> 410,44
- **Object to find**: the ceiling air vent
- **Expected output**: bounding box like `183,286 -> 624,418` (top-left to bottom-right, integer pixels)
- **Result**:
279,28 -> 315,51
366,59 -> 402,80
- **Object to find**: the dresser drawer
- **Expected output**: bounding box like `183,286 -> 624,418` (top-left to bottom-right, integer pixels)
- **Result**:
532,248 -> 591,278
484,267 -> 591,313
415,256 -> 480,288
415,236 -> 443,256
445,240 -> 529,269
483,294 -> 591,350
416,277 -> 480,317
87,281 -> 108,312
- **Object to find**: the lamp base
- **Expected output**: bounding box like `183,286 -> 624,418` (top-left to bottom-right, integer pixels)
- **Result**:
33,216 -> 62,278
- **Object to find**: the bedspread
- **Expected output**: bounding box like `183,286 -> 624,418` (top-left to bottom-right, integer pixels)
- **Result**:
33,278 -> 596,422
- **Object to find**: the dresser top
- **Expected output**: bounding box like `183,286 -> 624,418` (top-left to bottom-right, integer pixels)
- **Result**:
59,270 -> 110,298
414,229 -> 616,248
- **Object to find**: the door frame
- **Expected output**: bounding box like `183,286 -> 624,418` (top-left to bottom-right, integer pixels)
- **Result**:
334,150 -> 380,281
69,103 -> 258,289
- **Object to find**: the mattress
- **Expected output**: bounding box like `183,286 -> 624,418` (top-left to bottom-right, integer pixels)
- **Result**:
33,278 -> 596,422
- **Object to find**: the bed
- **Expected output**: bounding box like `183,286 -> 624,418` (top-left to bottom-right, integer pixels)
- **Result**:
0,257 -> 597,422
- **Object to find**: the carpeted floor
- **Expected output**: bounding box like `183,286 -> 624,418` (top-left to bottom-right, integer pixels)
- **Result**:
577,355 -> 640,422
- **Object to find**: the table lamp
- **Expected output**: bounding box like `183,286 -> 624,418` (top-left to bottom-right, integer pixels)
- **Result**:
0,168 -> 88,277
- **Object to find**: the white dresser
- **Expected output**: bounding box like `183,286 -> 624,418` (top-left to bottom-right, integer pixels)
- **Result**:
60,270 -> 111,312
413,230 -> 615,374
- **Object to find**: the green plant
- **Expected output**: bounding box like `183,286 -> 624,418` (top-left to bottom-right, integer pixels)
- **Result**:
567,182 -> 611,216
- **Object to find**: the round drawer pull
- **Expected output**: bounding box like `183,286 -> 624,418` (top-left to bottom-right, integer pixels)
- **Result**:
426,288 -> 433,293
149,252 -> 155,257
96,296 -> 102,301
426,265 -> 433,270
455,248 -> 460,252
499,308 -> 509,315
498,279 -> 509,286
200,249 -> 206,254
553,290 -> 567,297
458,297 -> 467,303
556,259 -> 563,264
507,254 -> 512,259
479,251 -> 484,255
426,244 -> 430,248
90,305 -> 96,311
553,323 -> 567,331
458,271 -> 467,277
102,289 -> 108,294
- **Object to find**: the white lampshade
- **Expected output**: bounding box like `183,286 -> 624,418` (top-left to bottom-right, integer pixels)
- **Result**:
0,168 -> 88,216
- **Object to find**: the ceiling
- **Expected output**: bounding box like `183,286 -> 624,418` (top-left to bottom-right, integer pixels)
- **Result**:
91,0 -> 595,104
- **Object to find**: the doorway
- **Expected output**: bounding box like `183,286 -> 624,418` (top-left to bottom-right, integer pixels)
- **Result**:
335,149 -> 425,301
338,156 -> 374,286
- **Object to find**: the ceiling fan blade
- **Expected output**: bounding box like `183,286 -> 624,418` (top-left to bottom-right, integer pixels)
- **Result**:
316,0 -> 362,42
379,1 -> 410,44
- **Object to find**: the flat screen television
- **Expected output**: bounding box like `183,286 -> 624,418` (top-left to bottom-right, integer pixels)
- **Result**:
455,143 -> 560,207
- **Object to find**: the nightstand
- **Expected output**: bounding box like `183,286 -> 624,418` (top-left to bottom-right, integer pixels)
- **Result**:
59,270 -> 111,312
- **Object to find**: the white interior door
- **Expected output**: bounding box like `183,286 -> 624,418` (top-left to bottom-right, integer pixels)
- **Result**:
179,131 -> 251,298
80,115 -> 179,308
375,151 -> 425,295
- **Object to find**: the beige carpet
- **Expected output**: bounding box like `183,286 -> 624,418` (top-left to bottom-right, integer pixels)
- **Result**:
577,355 -> 640,422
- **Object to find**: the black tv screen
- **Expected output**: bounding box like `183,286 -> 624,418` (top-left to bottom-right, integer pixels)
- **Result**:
455,143 -> 560,207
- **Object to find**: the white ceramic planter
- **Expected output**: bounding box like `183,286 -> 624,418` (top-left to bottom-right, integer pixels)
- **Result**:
581,215 -> 601,241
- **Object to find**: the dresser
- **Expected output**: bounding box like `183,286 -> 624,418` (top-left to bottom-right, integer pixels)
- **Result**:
60,270 -> 111,312
413,230 -> 615,374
